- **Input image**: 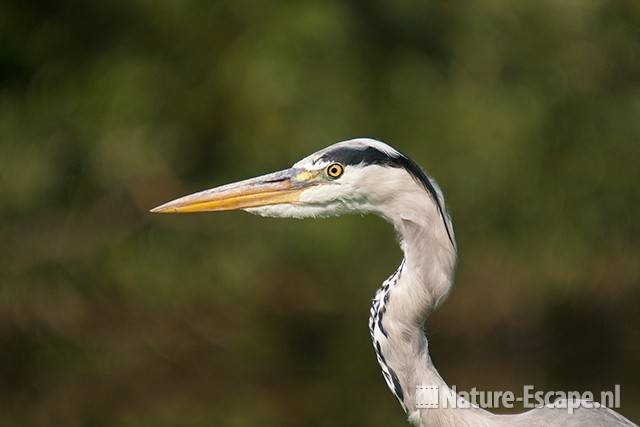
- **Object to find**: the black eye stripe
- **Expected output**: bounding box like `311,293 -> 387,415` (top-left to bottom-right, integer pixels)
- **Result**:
318,146 -> 393,167
317,145 -> 455,247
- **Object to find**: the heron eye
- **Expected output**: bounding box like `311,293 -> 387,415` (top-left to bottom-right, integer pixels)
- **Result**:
326,163 -> 344,179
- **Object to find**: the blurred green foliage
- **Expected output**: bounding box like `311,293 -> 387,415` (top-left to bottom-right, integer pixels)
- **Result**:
1,1 -> 639,426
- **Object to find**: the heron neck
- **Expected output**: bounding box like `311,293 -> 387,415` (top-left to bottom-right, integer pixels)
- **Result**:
370,193 -> 493,425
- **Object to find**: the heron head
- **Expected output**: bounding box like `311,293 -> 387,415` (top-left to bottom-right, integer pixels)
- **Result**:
151,139 -> 450,231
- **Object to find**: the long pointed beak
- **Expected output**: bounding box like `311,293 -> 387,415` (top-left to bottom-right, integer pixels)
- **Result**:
150,168 -> 317,213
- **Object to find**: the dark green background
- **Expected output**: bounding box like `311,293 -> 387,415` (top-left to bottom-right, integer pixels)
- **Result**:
1,1 -> 639,426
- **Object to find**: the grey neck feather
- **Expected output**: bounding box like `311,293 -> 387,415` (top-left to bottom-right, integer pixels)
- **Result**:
368,170 -> 637,427
369,185 -> 496,426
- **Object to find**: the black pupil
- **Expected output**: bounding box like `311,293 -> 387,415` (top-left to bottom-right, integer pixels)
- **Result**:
331,166 -> 339,175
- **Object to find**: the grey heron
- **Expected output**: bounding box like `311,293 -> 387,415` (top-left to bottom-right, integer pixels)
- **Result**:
152,138 -> 636,426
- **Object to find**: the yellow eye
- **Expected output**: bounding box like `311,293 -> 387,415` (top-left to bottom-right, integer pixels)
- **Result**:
326,163 -> 344,178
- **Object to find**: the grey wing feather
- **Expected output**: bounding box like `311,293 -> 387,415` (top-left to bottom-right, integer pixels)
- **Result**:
507,399 -> 637,427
